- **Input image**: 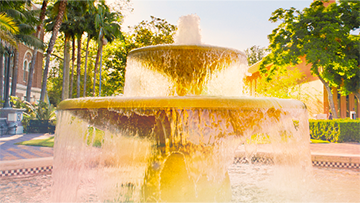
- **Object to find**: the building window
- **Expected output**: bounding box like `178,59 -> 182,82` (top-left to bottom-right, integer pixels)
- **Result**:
337,92 -> 341,118
23,60 -> 28,82
346,95 -> 349,117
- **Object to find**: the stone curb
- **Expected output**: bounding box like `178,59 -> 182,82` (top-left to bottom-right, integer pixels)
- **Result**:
0,157 -> 53,177
1,152 -> 359,178
234,151 -> 360,169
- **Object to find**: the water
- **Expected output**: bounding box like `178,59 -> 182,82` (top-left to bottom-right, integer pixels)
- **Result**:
175,14 -> 202,45
1,166 -> 359,202
53,14 -> 314,202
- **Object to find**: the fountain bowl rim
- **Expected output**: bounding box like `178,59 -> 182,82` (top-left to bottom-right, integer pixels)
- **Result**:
128,44 -> 246,57
57,96 -> 306,111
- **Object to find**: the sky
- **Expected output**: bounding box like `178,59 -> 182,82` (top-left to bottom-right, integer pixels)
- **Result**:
119,0 -> 314,52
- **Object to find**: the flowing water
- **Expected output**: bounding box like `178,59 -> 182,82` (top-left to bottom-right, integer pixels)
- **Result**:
9,14 -> 353,202
1,166 -> 360,202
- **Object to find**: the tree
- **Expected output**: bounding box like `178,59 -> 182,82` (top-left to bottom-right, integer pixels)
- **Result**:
130,16 -> 176,47
26,0 -> 48,102
92,3 -> 122,96
0,0 -> 43,98
260,0 -> 360,118
244,45 -> 266,66
0,13 -> 19,49
40,0 -> 67,102
83,9 -> 97,97
98,16 -> 177,96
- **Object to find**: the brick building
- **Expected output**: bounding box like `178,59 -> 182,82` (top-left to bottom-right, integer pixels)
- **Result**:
246,60 -> 360,119
0,2 -> 44,103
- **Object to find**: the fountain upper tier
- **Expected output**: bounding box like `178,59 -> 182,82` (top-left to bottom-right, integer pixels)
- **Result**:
124,45 -> 248,97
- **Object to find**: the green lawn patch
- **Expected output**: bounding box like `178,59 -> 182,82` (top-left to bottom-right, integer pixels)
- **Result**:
310,139 -> 330,144
16,136 -> 54,147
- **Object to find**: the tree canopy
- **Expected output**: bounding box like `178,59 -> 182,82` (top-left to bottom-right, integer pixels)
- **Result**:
244,45 -> 266,66
260,0 -> 360,118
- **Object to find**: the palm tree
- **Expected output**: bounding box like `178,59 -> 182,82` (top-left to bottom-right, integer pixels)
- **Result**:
92,3 -> 122,96
40,0 -> 67,102
26,0 -> 48,102
83,11 -> 97,97
0,13 -> 19,49
45,1 -> 72,101
0,0 -> 42,106
72,1 -> 91,98
0,13 -> 18,100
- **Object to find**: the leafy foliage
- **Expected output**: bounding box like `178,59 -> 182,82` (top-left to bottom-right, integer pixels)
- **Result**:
244,45 -> 266,66
309,119 -> 360,142
261,0 -> 360,118
10,96 -> 56,132
129,16 -> 177,47
0,0 -> 43,52
45,15 -> 176,103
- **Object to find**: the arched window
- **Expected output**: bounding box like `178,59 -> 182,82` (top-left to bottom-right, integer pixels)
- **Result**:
23,60 -> 28,82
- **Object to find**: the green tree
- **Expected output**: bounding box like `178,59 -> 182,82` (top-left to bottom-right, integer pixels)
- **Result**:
260,0 -> 360,119
82,8 -> 97,97
0,0 -> 43,98
254,67 -> 306,99
0,13 -> 19,48
92,2 -> 122,96
130,16 -> 176,47
245,45 -> 266,66
98,16 -> 176,96
26,0 -> 48,102
40,0 -> 67,102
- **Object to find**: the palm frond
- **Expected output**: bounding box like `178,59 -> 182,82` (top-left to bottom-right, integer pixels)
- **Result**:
3,9 -> 25,22
0,30 -> 17,48
0,13 -> 19,34
15,34 -> 44,50
18,23 -> 35,34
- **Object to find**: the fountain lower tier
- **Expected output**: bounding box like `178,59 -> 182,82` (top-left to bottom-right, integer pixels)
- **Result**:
54,96 -> 310,202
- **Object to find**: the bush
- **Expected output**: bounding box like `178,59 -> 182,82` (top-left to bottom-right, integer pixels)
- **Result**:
9,96 -> 56,133
309,119 -> 360,142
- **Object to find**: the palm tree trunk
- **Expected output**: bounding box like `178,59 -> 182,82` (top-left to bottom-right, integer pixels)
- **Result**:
26,0 -> 48,102
83,36 -> 90,97
69,36 -> 75,98
61,33 -> 70,101
10,47 -> 19,97
92,43 -> 102,96
0,54 -> 4,100
40,0 -> 67,102
76,34 -> 82,98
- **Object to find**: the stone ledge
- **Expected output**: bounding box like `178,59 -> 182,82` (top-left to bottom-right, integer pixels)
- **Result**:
0,157 -> 53,171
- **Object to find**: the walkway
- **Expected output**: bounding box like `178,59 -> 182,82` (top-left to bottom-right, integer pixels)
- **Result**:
0,133 -> 53,161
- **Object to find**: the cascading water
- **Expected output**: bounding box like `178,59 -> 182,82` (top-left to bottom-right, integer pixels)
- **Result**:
52,14 -> 311,202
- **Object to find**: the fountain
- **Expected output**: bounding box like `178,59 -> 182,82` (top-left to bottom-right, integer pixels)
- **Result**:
53,15 -> 311,202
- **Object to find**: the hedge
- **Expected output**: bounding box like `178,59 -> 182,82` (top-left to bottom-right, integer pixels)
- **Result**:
309,119 -> 360,143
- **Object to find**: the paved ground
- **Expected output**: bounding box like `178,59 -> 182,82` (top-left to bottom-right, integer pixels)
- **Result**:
0,133 -> 359,161
310,143 -> 360,155
0,133 -> 53,161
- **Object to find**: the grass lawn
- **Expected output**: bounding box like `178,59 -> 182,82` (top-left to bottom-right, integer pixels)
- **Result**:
16,136 -> 54,147
310,139 -> 330,144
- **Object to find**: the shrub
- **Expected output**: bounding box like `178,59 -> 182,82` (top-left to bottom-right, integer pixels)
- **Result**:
9,96 -> 56,132
309,119 -> 360,142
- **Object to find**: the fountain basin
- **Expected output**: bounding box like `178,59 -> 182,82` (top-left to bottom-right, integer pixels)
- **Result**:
54,96 -> 310,202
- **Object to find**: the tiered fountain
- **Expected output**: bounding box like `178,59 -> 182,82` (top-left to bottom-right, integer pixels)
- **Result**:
53,15 -> 311,202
